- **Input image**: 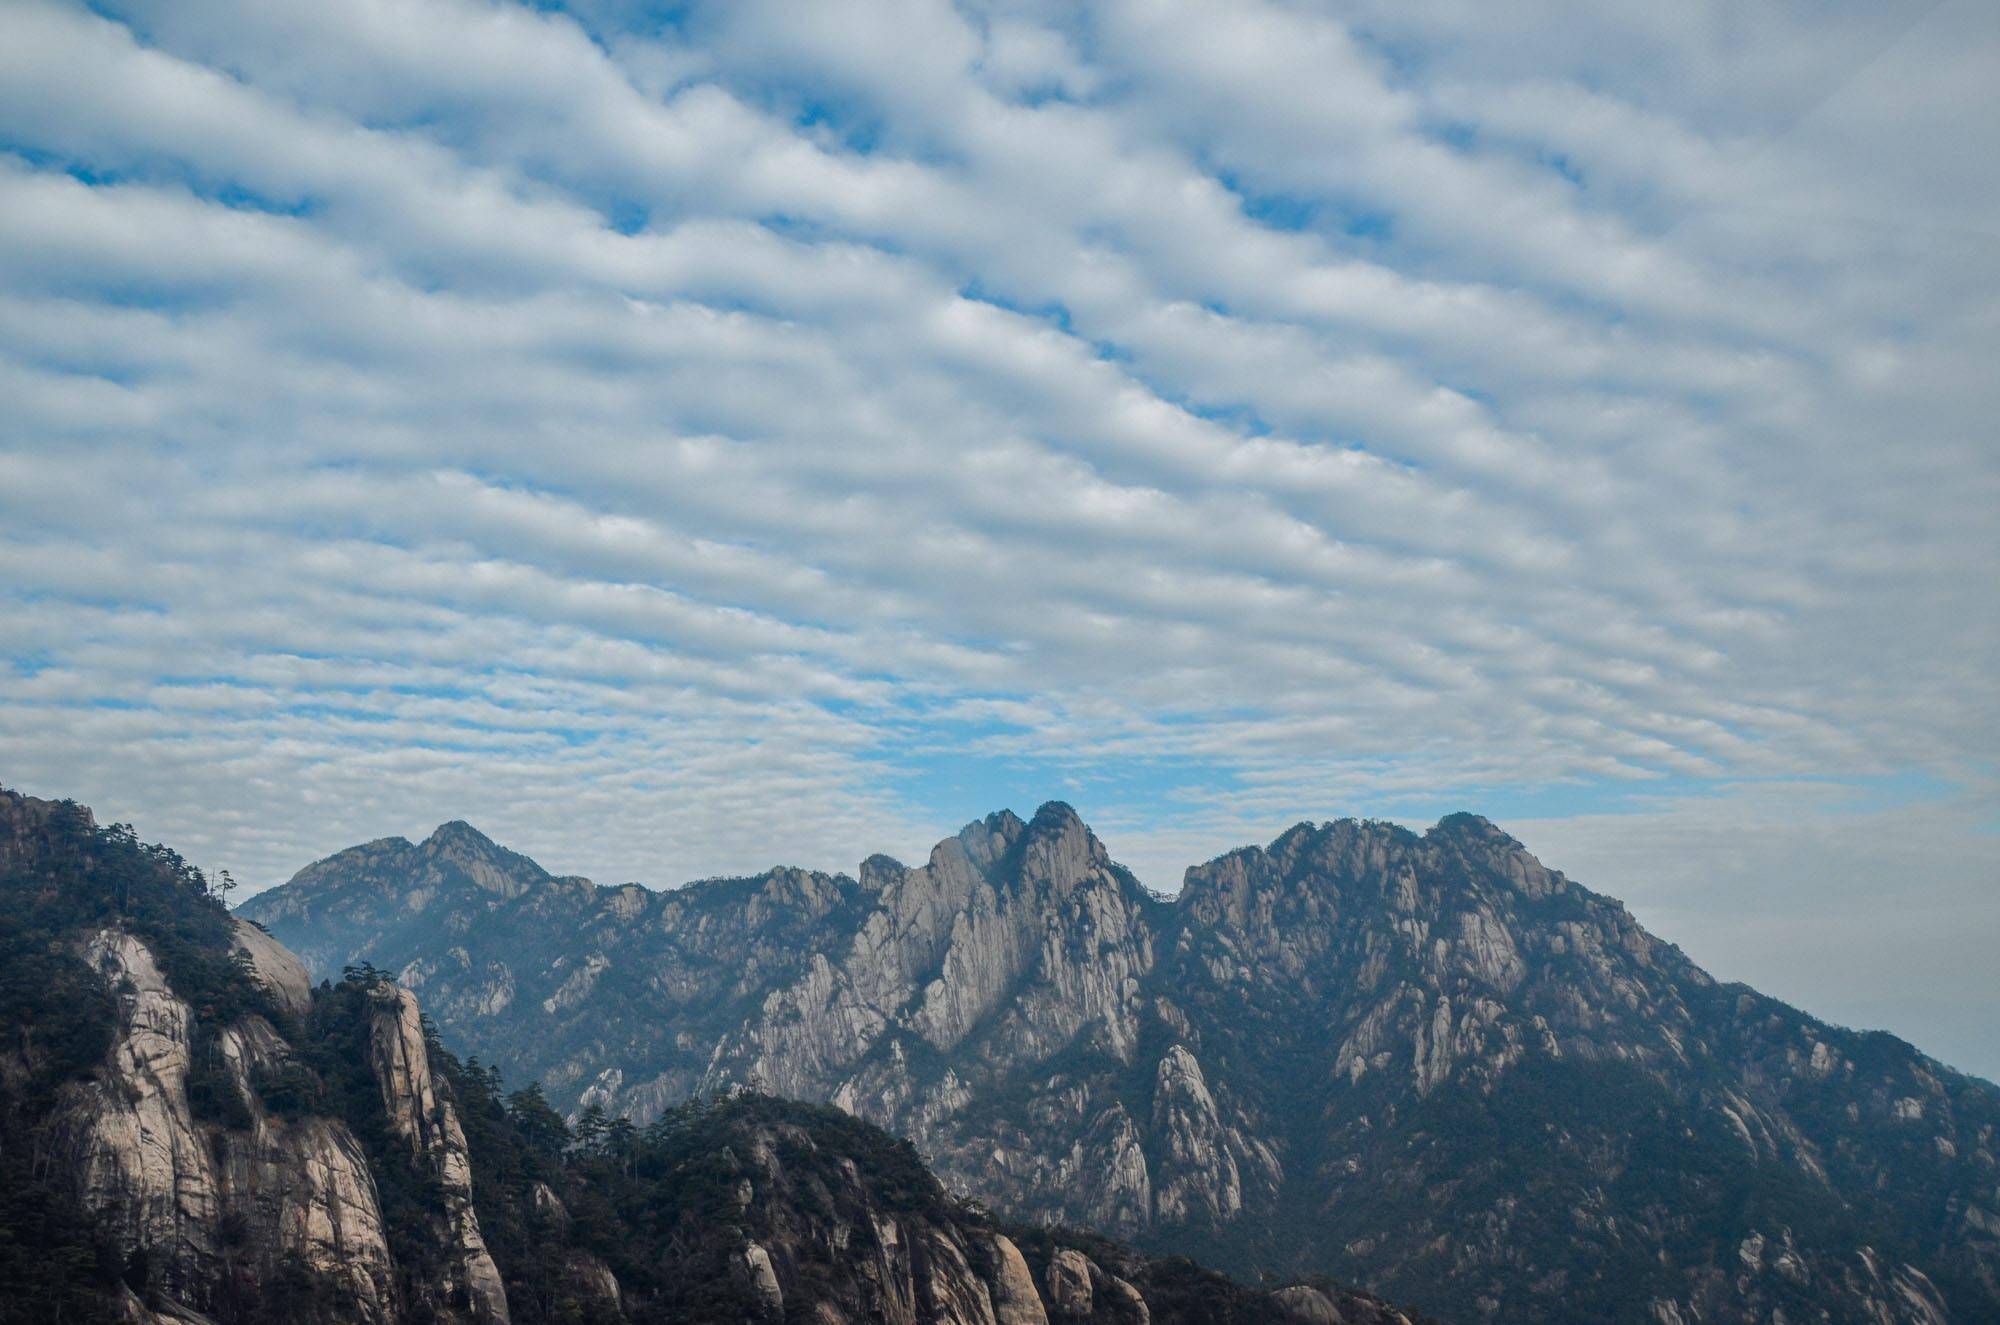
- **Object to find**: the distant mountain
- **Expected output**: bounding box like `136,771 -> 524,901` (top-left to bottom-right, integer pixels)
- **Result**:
244,802 -> 2000,1323
2,784 -> 1422,1325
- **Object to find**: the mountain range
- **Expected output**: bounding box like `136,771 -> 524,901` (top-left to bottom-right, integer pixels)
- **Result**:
0,785 -> 1424,1325
240,801 -> 2000,1324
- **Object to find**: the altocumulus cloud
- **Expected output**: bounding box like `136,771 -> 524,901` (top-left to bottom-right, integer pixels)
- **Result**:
1,0 -> 1996,1072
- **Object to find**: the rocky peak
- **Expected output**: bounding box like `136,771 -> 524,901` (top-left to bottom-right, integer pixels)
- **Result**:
1426,810 -> 1507,841
957,808 -> 1027,874
419,820 -> 546,898
1182,813 -> 1565,926
424,819 -> 493,848
0,789 -> 87,870
1014,800 -> 1112,893
1182,817 -> 1411,903
859,852 -> 909,891
238,819 -> 561,977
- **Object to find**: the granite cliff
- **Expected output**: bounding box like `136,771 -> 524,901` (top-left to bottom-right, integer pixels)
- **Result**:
0,788 -> 508,1324
244,802 -> 2000,1323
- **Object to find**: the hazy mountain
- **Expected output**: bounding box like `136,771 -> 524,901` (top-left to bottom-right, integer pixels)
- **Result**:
242,802 -> 2000,1323
1,785 -> 1422,1325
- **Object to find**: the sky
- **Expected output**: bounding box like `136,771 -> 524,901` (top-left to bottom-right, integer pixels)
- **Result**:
1,1 -> 1996,1075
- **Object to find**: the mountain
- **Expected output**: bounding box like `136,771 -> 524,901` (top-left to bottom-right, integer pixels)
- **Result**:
453,1085 -> 1430,1325
0,787 -> 511,1324
0,784 -> 1424,1325
243,802 -> 2000,1323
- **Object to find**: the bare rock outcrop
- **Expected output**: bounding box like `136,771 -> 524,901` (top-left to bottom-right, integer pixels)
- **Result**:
59,930 -> 225,1297
985,1233 -> 1051,1325
368,982 -> 510,1324
212,1016 -> 397,1316
742,1240 -> 785,1316
1100,1273 -> 1150,1325
1149,1044 -> 1280,1224
1272,1285 -> 1346,1323
1045,1248 -> 1095,1315
230,918 -> 312,1019
54,929 -> 398,1321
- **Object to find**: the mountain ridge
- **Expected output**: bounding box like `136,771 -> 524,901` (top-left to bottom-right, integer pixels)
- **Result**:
4,783 -> 1425,1325
241,799 -> 2000,1323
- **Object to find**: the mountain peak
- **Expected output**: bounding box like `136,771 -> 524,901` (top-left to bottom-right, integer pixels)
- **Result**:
954,808 -> 1026,874
1018,799 -> 1110,885
857,852 -> 906,891
1029,799 -> 1085,831
423,818 -> 497,851
1428,810 -> 1505,838
976,807 -> 1028,837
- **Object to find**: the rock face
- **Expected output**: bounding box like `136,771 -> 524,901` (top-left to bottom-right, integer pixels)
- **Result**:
52,926 -> 401,1321
68,930 -> 518,1325
1045,1248 -> 1096,1315
985,1233 -> 1051,1325
210,1014 -> 400,1319
368,982 -> 510,1324
246,803 -> 2000,1323
1272,1285 -> 1348,1323
0,787 -> 512,1324
530,1091 -> 1424,1325
231,917 -> 313,1018
716,1115 -> 1014,1325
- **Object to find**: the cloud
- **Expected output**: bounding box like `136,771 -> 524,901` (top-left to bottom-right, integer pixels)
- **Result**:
0,0 -> 1994,1069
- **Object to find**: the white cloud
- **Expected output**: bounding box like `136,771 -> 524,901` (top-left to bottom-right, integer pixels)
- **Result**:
0,0 -> 1994,1071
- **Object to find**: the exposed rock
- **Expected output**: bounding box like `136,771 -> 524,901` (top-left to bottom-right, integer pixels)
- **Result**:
8,785 -> 1441,1325
1101,1273 -> 1151,1324
58,930 -> 225,1298
743,1240 -> 784,1316
368,982 -> 510,1324
211,1016 -> 397,1318
1272,1285 -> 1345,1323
246,804 -> 2000,1325
52,929 -> 398,1322
985,1234 -> 1051,1325
540,952 -> 610,1014
115,1285 -> 221,1324
61,928 -> 223,1280
548,1249 -> 620,1318
528,1179 -> 569,1227
1149,1044 -> 1276,1223
1045,1248 -> 1095,1315
570,1250 -> 621,1313
580,1096 -> 1333,1325
231,918 -> 312,1018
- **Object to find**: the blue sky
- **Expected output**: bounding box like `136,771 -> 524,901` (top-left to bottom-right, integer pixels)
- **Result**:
1,0 -> 1996,1075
